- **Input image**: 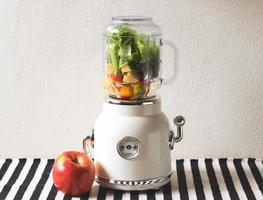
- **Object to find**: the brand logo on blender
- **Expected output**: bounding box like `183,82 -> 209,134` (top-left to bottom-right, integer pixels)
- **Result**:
117,137 -> 140,160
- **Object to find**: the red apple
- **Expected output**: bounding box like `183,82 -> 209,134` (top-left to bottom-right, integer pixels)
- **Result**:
52,151 -> 95,196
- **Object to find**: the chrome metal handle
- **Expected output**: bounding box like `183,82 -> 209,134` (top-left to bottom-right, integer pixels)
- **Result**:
169,116 -> 185,150
83,129 -> 95,159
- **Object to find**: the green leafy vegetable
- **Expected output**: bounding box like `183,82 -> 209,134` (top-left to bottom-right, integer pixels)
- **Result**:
106,25 -> 159,78
110,43 -> 120,73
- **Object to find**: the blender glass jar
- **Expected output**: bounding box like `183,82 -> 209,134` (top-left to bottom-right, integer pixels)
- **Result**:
103,16 -> 163,100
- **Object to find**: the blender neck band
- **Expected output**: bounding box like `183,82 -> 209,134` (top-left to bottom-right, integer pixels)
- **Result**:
105,96 -> 160,106
103,96 -> 162,116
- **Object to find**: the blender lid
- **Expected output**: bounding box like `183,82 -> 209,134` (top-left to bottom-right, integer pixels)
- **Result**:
112,16 -> 152,22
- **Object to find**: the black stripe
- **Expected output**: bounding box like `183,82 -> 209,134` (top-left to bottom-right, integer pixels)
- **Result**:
46,184 -> 58,200
248,158 -> 263,195
191,160 -> 206,200
63,194 -> 72,200
14,159 -> 41,200
163,182 -> 172,200
0,159 -> 12,181
233,159 -> 256,200
176,159 -> 189,200
29,159 -> 54,200
130,191 -> 139,200
205,159 -> 222,200
113,189 -> 123,200
97,186 -> 107,200
147,189 -> 156,200
0,158 -> 26,199
80,191 -> 90,200
219,158 -> 239,200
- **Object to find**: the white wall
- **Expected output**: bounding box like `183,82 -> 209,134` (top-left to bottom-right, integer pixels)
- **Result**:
0,0 -> 262,159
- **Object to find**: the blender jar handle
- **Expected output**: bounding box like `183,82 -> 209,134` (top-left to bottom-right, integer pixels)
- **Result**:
161,39 -> 177,85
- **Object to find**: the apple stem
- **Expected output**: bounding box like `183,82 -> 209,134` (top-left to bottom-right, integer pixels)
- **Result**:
72,157 -> 78,164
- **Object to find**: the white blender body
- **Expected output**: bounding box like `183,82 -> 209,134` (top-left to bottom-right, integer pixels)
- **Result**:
94,98 -> 171,190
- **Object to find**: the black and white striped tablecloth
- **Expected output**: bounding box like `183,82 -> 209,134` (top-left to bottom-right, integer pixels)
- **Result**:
0,158 -> 262,200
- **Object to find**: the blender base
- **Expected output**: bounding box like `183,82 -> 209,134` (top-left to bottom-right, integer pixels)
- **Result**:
95,171 -> 172,191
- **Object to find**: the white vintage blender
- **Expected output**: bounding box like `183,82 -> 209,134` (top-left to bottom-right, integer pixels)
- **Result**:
83,16 -> 185,191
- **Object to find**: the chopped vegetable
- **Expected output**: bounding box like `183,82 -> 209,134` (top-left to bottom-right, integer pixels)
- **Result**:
103,77 -> 116,95
107,64 -> 113,74
118,86 -> 133,99
120,65 -> 132,73
110,73 -> 123,82
123,72 -> 139,83
133,83 -> 145,95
